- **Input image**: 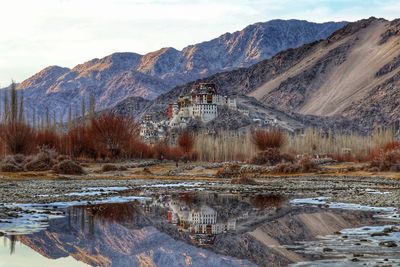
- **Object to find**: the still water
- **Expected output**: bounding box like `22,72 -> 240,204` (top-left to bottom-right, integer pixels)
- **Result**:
0,190 -> 399,267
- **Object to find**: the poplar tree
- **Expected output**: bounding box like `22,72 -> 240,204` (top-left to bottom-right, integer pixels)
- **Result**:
10,82 -> 18,123
18,92 -> 24,122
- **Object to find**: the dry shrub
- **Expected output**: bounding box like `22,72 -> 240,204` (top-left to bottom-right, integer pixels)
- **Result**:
152,143 -> 183,161
370,150 -> 400,172
216,163 -> 241,178
53,160 -> 85,175
330,153 -> 354,163
128,139 -> 154,159
178,131 -> 195,156
57,155 -> 71,162
2,154 -> 26,165
366,140 -> 400,171
251,148 -> 294,166
89,113 -> 139,158
12,154 -> 27,164
119,165 -> 128,171
272,157 -> 319,173
25,147 -> 57,171
35,129 -> 61,151
102,164 -> 119,172
298,157 -> 319,172
272,162 -> 301,174
65,126 -> 96,159
231,175 -> 258,185
0,163 -> 23,172
252,129 -> 286,150
0,122 -> 35,155
166,147 -> 184,161
381,141 -> 400,152
142,167 -> 152,174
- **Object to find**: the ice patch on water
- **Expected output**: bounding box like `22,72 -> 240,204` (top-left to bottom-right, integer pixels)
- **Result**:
340,225 -> 397,235
328,203 -> 396,212
290,197 -> 328,205
365,188 -> 390,195
65,186 -> 130,196
142,182 -> 205,188
290,197 -> 397,212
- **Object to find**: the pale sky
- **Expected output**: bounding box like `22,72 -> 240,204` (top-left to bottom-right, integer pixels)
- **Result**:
1,0 -> 400,86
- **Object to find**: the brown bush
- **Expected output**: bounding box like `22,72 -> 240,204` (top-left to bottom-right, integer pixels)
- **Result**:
89,113 -> 139,158
272,162 -> 301,174
0,122 -> 35,155
152,143 -> 183,161
53,160 -> 85,175
2,155 -> 26,165
216,163 -> 241,178
57,155 -> 71,162
370,149 -> 400,172
299,157 -> 319,172
0,163 -> 23,172
102,164 -> 119,172
142,167 -> 152,174
251,129 -> 286,150
12,154 -> 27,164
178,131 -> 195,158
381,141 -> 400,152
35,129 -> 61,151
65,126 -> 96,159
24,147 -> 57,171
127,139 -> 154,159
330,153 -> 354,163
251,148 -> 292,166
231,175 -> 258,185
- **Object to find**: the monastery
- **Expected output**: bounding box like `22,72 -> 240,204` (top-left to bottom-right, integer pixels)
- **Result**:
140,83 -> 241,143
168,83 -> 238,128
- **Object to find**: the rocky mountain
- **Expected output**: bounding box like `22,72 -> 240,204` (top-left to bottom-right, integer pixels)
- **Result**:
144,17 -> 399,133
4,19 -> 346,121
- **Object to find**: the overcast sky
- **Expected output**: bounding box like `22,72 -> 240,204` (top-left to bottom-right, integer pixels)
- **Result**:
1,0 -> 399,86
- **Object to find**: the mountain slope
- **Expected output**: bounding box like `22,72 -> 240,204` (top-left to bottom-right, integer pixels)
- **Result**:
149,18 -> 399,132
6,20 -> 346,121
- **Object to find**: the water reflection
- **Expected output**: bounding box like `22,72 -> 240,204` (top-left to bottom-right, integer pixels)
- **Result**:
2,191 -> 396,267
2,234 -> 17,255
2,192 -> 286,267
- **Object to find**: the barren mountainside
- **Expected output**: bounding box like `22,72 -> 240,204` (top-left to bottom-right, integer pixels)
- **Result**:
153,17 -> 400,132
3,20 -> 346,121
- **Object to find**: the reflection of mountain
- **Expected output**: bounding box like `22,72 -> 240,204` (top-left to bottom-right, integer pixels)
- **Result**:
12,195 -> 384,267
18,203 -> 255,267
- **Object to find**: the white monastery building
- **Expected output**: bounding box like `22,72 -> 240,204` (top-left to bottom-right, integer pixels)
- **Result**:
168,83 -> 238,128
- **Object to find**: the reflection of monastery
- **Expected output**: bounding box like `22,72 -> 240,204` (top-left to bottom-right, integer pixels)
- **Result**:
167,202 -> 236,235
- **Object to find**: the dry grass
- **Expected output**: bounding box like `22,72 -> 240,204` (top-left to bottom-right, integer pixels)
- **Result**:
252,129 -> 286,150
193,129 -> 398,163
285,128 -> 396,156
195,131 -> 257,162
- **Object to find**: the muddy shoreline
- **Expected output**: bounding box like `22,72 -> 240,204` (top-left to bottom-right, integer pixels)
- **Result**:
1,174 -> 400,207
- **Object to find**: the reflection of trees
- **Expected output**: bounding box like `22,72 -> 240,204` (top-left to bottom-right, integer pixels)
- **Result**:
66,202 -> 149,241
178,193 -> 196,207
3,235 -> 17,255
250,194 -> 286,209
